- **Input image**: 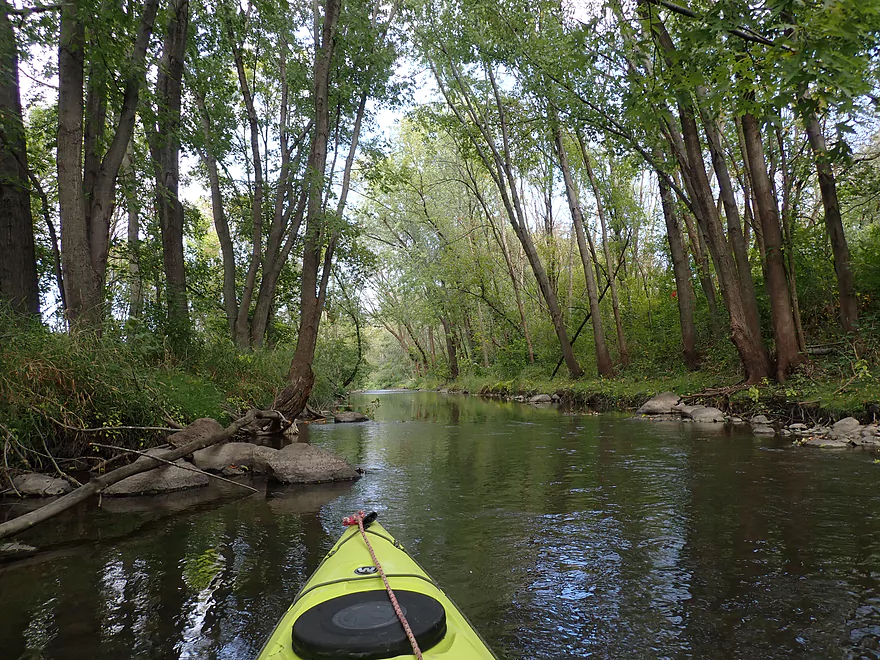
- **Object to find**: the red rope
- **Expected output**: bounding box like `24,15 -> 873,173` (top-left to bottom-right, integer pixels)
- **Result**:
343,511 -> 423,659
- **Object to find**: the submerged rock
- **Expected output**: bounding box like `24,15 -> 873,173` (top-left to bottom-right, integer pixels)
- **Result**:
637,392 -> 681,415
10,473 -> 73,497
332,411 -> 370,423
267,443 -> 360,484
529,394 -> 553,404
802,438 -> 850,449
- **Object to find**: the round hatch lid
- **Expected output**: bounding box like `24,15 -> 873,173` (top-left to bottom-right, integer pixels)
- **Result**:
291,589 -> 446,659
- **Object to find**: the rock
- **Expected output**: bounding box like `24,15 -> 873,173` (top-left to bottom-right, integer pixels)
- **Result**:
690,406 -> 726,423
829,417 -> 862,439
637,392 -> 681,415
332,411 -> 370,423
167,418 -> 224,448
0,541 -> 37,555
802,438 -> 850,449
751,415 -> 770,425
193,442 -> 256,472
678,405 -> 704,419
551,393 -> 561,402
529,394 -> 553,404
780,429 -> 792,437
267,443 -> 360,484
10,473 -> 72,497
753,425 -> 776,436
729,417 -> 745,424
513,395 -> 526,402
253,446 -> 279,474
788,423 -> 808,431
105,450 -> 209,496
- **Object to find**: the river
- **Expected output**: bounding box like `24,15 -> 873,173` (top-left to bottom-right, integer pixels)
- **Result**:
1,391 -> 879,659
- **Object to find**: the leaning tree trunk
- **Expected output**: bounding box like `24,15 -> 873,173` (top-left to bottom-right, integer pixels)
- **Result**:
658,173 -> 699,370
273,0 -> 341,419
803,111 -> 860,338
741,112 -> 803,381
440,315 -> 459,379
0,2 -> 39,316
554,126 -> 613,376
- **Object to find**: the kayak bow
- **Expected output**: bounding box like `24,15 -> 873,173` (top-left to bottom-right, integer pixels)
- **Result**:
257,513 -> 496,660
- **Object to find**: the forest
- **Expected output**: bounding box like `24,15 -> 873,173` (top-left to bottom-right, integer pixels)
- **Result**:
1,0 -> 879,462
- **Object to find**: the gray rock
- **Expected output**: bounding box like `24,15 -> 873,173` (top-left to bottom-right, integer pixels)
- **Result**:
193,442 -> 256,473
729,417 -> 745,424
167,418 -> 224,448
267,443 -> 360,484
332,411 -> 369,423
105,454 -> 209,496
551,393 -> 561,402
862,424 -> 879,437
780,429 -> 792,437
829,416 -> 862,439
529,394 -> 553,404
11,473 -> 73,497
690,406 -> 726,423
513,395 -> 526,402
752,424 -> 776,436
788,423 -> 808,431
802,438 -> 850,449
253,446 -> 280,474
751,415 -> 771,425
679,405 -> 704,419
637,392 -> 681,415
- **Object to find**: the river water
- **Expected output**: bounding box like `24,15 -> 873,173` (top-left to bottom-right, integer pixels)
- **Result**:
2,391 -> 880,659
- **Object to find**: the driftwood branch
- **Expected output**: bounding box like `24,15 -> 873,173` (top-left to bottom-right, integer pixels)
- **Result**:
88,442 -> 258,493
0,409 -> 265,541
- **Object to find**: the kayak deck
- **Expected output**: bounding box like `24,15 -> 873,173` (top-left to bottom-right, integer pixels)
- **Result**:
257,521 -> 496,660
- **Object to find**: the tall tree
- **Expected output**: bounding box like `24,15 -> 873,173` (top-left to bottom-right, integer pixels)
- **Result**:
0,2 -> 38,316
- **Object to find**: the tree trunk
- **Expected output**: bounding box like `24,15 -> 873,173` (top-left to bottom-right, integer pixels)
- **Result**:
58,0 -> 159,331
658,174 -> 699,370
554,126 -> 612,376
741,112 -> 803,381
151,0 -> 190,349
803,111 -> 860,338
578,136 -> 628,365
0,3 -> 39,316
274,0 -> 341,419
440,316 -> 459,379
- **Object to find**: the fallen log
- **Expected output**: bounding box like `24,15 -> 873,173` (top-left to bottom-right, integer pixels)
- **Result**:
0,409 -> 269,541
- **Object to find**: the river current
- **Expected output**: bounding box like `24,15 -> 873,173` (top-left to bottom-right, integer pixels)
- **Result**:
1,391 -> 879,659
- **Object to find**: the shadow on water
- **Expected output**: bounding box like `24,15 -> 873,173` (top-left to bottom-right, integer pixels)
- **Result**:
2,391 -> 880,659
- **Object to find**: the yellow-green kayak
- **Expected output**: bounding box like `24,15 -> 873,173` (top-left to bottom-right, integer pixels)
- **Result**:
257,514 -> 497,660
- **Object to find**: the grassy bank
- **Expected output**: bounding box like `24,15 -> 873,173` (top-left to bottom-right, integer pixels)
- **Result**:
390,353 -> 880,423
0,316 -> 303,470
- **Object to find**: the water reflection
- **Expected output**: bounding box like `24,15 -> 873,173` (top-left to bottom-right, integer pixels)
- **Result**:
1,391 -> 879,658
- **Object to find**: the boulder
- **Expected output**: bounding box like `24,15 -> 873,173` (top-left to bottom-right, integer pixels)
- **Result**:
11,473 -> 73,497
637,392 -> 681,415
729,417 -> 745,424
829,417 -> 862,439
752,425 -> 776,436
690,406 -> 726,423
679,405 -> 704,419
267,443 -> 360,484
167,418 -> 224,448
529,394 -> 553,404
105,450 -> 209,496
551,393 -> 561,403
332,411 -> 370,423
751,415 -> 771,425
253,446 -> 280,474
788,422 -> 808,431
193,442 -> 259,473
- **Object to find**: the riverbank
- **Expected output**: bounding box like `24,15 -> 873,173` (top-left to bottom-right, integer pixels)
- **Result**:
410,361 -> 880,425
